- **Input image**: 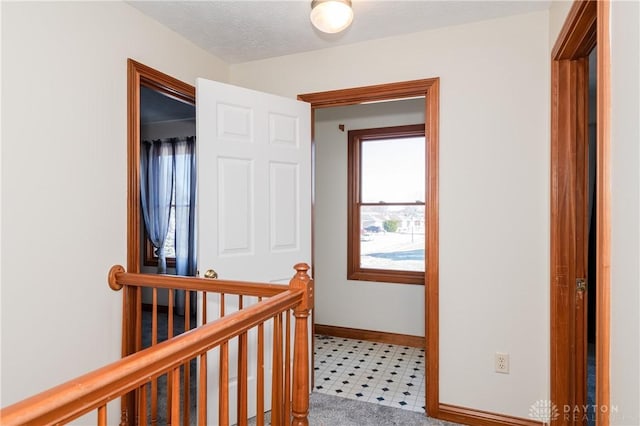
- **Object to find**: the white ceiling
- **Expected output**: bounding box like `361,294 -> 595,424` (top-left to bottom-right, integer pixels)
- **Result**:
128,1 -> 552,64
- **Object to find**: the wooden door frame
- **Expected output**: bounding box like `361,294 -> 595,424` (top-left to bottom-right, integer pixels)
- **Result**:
550,1 -> 611,424
127,59 -> 196,274
298,78 -> 441,417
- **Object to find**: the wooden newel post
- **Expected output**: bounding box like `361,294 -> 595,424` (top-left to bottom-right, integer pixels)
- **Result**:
289,263 -> 313,426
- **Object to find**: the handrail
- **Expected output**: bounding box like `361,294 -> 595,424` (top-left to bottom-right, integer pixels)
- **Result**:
0,289 -> 304,426
108,265 -> 288,297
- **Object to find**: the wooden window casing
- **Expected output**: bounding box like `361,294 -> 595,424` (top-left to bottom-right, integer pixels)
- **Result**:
144,234 -> 176,268
347,124 -> 426,285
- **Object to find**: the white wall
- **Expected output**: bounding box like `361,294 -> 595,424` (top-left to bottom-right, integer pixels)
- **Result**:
0,0 -> 227,413
232,11 -> 550,418
314,99 -> 425,336
548,0 -> 573,50
609,1 -> 640,423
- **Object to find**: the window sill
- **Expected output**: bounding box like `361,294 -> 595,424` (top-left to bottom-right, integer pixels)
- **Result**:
348,270 -> 424,285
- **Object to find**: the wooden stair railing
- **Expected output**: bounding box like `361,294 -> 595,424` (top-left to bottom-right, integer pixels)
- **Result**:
113,265 -> 297,425
0,263 -> 313,426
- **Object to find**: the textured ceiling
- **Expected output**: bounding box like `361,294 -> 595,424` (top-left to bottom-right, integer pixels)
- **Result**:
128,1 -> 552,64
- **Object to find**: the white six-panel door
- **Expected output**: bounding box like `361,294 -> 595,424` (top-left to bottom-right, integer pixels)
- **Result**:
196,78 -> 311,425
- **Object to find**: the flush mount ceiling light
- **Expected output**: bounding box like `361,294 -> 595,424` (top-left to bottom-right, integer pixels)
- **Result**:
310,0 -> 354,34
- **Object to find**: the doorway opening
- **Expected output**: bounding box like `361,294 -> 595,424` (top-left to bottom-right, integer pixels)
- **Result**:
550,1 -> 611,424
126,59 -> 196,274
298,78 -> 440,418
310,98 -> 427,414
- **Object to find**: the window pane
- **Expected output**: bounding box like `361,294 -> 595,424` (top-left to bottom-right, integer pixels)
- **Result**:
163,205 -> 176,258
152,205 -> 176,259
360,205 -> 425,272
361,137 -> 425,203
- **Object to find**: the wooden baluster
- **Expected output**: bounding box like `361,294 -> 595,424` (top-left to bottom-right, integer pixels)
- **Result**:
170,368 -> 181,426
183,290 -> 191,426
151,288 -> 158,425
256,297 -> 265,426
167,289 -> 174,423
220,342 -> 229,426
220,293 -> 225,318
139,384 -> 147,426
237,296 -> 248,425
237,331 -> 248,426
201,290 -> 207,324
117,266 -> 137,426
152,289 -> 158,345
284,310 -> 291,422
168,290 -> 174,338
98,405 -> 107,426
290,264 -> 313,426
136,287 -> 143,425
199,291 -> 208,426
136,287 -> 142,352
219,294 -> 229,426
271,313 -> 283,426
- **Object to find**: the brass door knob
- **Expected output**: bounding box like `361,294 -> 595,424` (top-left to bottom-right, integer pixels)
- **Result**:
204,269 -> 218,279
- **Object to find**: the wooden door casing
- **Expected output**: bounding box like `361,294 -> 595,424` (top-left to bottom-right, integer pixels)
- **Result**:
550,1 -> 611,424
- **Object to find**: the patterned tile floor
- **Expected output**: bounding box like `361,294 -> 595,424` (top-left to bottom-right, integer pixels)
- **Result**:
314,334 -> 426,414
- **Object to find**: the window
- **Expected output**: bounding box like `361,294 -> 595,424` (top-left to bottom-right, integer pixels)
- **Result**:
144,203 -> 176,267
141,139 -> 197,271
347,124 -> 426,285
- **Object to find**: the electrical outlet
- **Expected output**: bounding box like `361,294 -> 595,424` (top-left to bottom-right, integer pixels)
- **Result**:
495,352 -> 509,374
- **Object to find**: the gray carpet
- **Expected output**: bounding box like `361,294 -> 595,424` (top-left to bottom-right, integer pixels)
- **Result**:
147,385 -> 455,425
246,393 -> 458,426
302,392 -> 459,426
